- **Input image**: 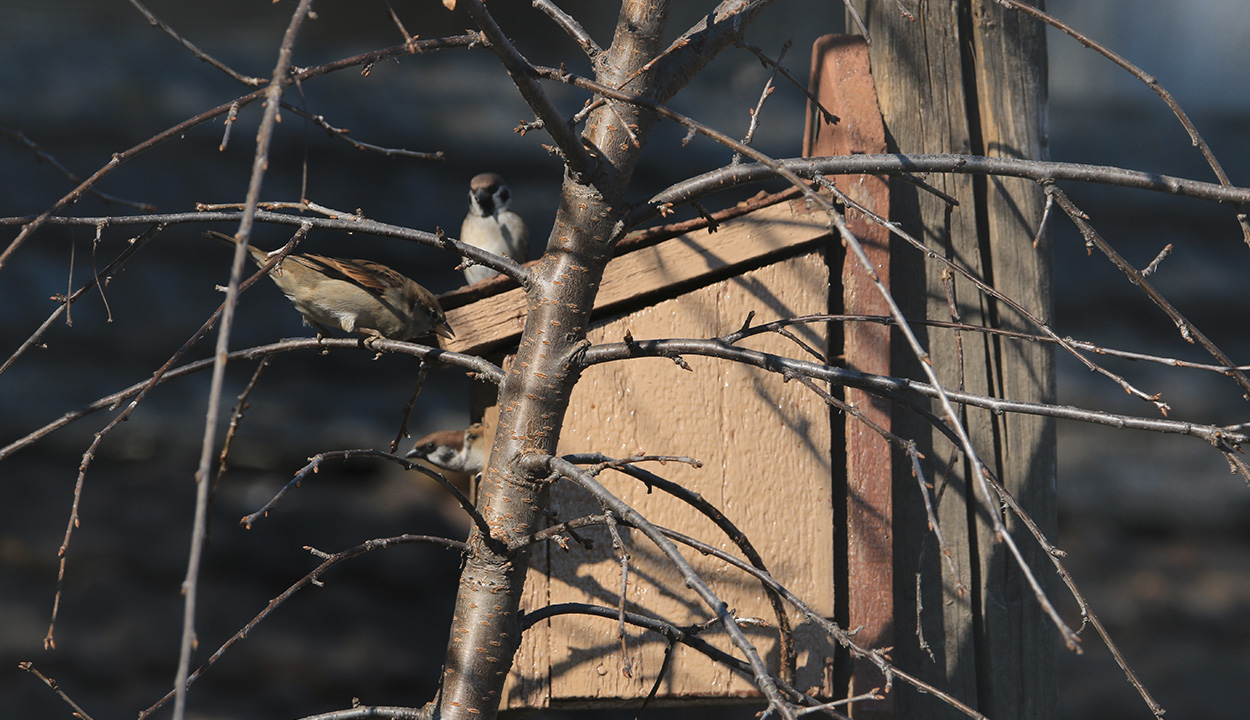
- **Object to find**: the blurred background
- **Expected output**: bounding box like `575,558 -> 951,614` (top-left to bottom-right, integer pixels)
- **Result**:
1,1 -> 1248,718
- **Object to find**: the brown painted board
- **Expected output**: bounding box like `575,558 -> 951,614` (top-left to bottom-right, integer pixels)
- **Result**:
804,34 -> 894,718
503,253 -> 836,709
440,199 -> 830,357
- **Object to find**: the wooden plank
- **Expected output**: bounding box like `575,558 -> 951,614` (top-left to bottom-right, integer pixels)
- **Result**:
503,254 -> 836,708
804,34 -> 893,719
441,200 -> 830,356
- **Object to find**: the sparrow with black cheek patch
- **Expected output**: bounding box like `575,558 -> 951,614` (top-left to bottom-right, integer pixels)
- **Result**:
460,172 -> 529,285
406,423 -> 487,475
207,231 -> 453,342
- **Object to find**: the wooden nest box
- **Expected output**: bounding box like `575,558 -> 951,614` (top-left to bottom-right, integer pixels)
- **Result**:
435,36 -> 893,715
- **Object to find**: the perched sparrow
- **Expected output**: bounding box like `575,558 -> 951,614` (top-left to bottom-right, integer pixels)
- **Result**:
207,231 -> 453,341
406,423 -> 487,475
459,172 -> 529,285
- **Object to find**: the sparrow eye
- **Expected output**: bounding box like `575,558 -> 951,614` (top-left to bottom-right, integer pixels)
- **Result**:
497,188 -> 511,204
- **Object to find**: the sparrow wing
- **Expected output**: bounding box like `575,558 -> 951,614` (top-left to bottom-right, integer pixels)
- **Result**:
296,254 -> 407,292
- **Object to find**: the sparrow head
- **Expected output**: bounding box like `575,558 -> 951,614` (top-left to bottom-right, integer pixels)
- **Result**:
406,423 -> 486,475
401,280 -> 455,340
467,172 -> 512,218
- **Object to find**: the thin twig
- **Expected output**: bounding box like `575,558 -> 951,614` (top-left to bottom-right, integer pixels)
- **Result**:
787,371 -> 967,596
1,224 -> 162,377
1051,185 -> 1250,402
737,40 -> 838,127
125,0 -> 265,86
0,125 -> 156,210
723,312 -> 1250,376
0,337 -> 503,464
528,454 -> 797,720
279,101 -> 446,160
458,0 -> 594,178
239,449 -> 492,542
2,208 -> 528,282
0,33 -> 480,270
579,338 -> 1250,447
532,0 -> 603,58
824,177 -> 1172,414
174,5 -> 316,718
380,0 -> 419,52
979,470 -> 1164,715
1141,243 -> 1173,278
137,534 -> 464,720
625,153 -> 1250,230
653,521 -> 986,718
211,355 -> 273,539
558,452 -> 798,684
43,226 -> 307,651
295,708 -> 427,720
732,40 -> 790,164
603,511 -> 635,678
18,662 -> 96,720
996,0 -> 1250,245
521,602 -> 819,707
390,361 -> 429,453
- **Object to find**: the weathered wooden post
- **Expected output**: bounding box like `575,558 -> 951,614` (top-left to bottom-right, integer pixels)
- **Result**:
856,1 -> 1056,718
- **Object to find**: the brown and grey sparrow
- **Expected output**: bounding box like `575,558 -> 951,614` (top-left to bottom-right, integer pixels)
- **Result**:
459,172 -> 529,285
406,422 -> 487,475
207,231 -> 453,342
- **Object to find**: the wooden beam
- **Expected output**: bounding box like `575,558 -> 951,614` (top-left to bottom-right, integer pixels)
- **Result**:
441,199 -> 832,356
805,34 -> 894,720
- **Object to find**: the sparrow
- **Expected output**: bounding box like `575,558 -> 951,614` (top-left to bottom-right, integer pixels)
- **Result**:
406,423 -> 487,475
207,231 -> 453,342
459,172 -> 529,285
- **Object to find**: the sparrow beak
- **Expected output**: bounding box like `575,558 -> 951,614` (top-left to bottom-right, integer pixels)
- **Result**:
435,320 -> 455,339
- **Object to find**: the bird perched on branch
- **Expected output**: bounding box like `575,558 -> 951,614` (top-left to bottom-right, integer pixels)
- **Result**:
406,423 -> 487,476
207,230 -> 453,342
459,172 -> 528,285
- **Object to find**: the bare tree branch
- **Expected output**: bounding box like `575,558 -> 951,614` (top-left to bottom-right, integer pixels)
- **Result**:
579,337 -> 1250,446
1050,185 -> 1250,401
18,663 -> 96,720
457,0 -> 595,178
138,534 -> 465,720
1,224 -> 163,377
239,448 -> 492,543
0,34 -> 480,270
560,452 -> 797,682
525,453 -> 796,720
628,154 -> 1250,229
174,4 -> 317,717
0,125 -> 157,210
125,0 -> 265,86
0,338 -> 503,464
996,0 -> 1250,244
532,0 -> 603,59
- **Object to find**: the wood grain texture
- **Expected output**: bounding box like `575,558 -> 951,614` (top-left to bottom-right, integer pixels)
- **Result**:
804,34 -> 894,719
859,3 -> 987,716
441,200 -> 830,356
503,254 -> 836,709
968,2 -> 1057,719
857,1 -> 1055,718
